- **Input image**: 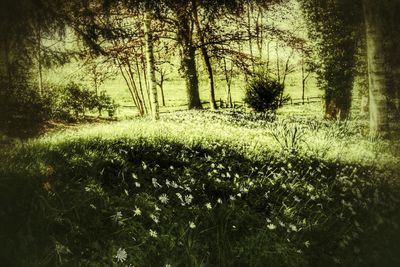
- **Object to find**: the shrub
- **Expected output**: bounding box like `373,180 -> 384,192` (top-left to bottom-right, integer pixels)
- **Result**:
0,81 -> 53,135
96,90 -> 118,117
56,83 -> 118,120
243,73 -> 289,113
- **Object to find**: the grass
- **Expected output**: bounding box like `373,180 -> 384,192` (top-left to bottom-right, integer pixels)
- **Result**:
1,108 -> 399,267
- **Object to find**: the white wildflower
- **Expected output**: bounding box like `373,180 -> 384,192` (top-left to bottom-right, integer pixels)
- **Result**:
184,194 -> 193,205
116,211 -> 123,220
189,221 -> 196,229
267,224 -> 276,230
135,182 -> 141,188
89,204 -> 96,210
289,224 -> 298,232
149,229 -> 158,238
229,195 -> 236,201
152,178 -> 161,188
115,248 -> 127,263
159,194 -> 169,204
205,202 -> 212,210
217,198 -> 222,204
150,214 -> 159,223
133,207 -> 141,216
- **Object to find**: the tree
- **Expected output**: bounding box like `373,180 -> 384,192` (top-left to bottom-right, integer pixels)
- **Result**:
300,0 -> 361,120
144,9 -> 160,119
363,0 -> 400,137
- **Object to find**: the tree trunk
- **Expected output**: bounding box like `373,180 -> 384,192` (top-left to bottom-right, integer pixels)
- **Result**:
144,11 -> 159,120
37,26 -> 43,96
247,2 -> 255,73
176,13 -> 202,110
193,3 -> 217,110
363,0 -> 389,136
159,71 -> 166,107
223,57 -> 233,108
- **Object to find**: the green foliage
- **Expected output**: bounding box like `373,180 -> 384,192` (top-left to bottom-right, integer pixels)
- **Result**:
0,111 -> 399,266
300,0 -> 362,119
243,73 -> 289,113
0,82 -> 53,135
56,83 -> 118,121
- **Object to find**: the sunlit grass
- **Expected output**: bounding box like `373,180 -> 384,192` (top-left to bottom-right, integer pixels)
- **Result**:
30,109 -> 399,170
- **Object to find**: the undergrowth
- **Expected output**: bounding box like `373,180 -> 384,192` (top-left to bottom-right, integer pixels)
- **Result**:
0,110 -> 399,267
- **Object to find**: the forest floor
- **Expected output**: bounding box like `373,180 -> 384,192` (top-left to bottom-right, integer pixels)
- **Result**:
1,106 -> 400,266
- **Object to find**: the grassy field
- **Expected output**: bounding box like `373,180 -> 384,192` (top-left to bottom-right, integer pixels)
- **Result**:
1,107 -> 399,267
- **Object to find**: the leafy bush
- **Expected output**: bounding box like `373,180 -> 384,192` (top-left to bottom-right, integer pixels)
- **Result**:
55,83 -> 118,121
0,82 -> 53,135
243,73 -> 289,113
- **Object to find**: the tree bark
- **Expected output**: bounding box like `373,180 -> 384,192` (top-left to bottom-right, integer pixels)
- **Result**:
192,3 -> 217,110
176,13 -> 202,110
144,11 -> 160,120
363,0 -> 389,136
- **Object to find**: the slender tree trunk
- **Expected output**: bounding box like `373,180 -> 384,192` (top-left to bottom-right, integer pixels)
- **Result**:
176,13 -> 202,109
134,57 -> 148,114
223,57 -> 233,108
363,0 -> 389,136
193,3 -> 217,110
158,70 -> 166,107
37,26 -> 43,96
144,11 -> 159,120
247,2 -> 255,73
276,42 -> 280,83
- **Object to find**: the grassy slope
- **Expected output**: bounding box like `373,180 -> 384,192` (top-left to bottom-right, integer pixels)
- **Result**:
1,109 -> 399,267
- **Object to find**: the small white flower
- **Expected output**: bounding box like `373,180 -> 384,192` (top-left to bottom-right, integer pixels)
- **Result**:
116,211 -> 123,220
150,214 -> 159,223
304,241 -> 310,248
189,221 -> 196,229
184,195 -> 193,205
115,248 -> 127,263
89,204 -> 96,210
266,218 -> 272,223
149,229 -> 158,238
165,179 -> 171,186
205,202 -> 212,210
159,194 -> 169,204
267,224 -> 276,230
133,207 -> 141,216
229,195 -> 236,201
152,178 -> 161,188
217,198 -> 222,204
154,205 -> 161,211
236,193 -> 242,198
293,196 -> 301,202
124,189 -> 129,196
165,264 -> 172,267
176,192 -> 183,202
289,224 -> 298,232
171,181 -> 179,188
279,221 -> 285,227
135,182 -> 141,188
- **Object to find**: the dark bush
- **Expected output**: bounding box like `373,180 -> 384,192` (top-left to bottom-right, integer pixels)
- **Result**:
243,73 -> 289,113
0,82 -> 53,135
